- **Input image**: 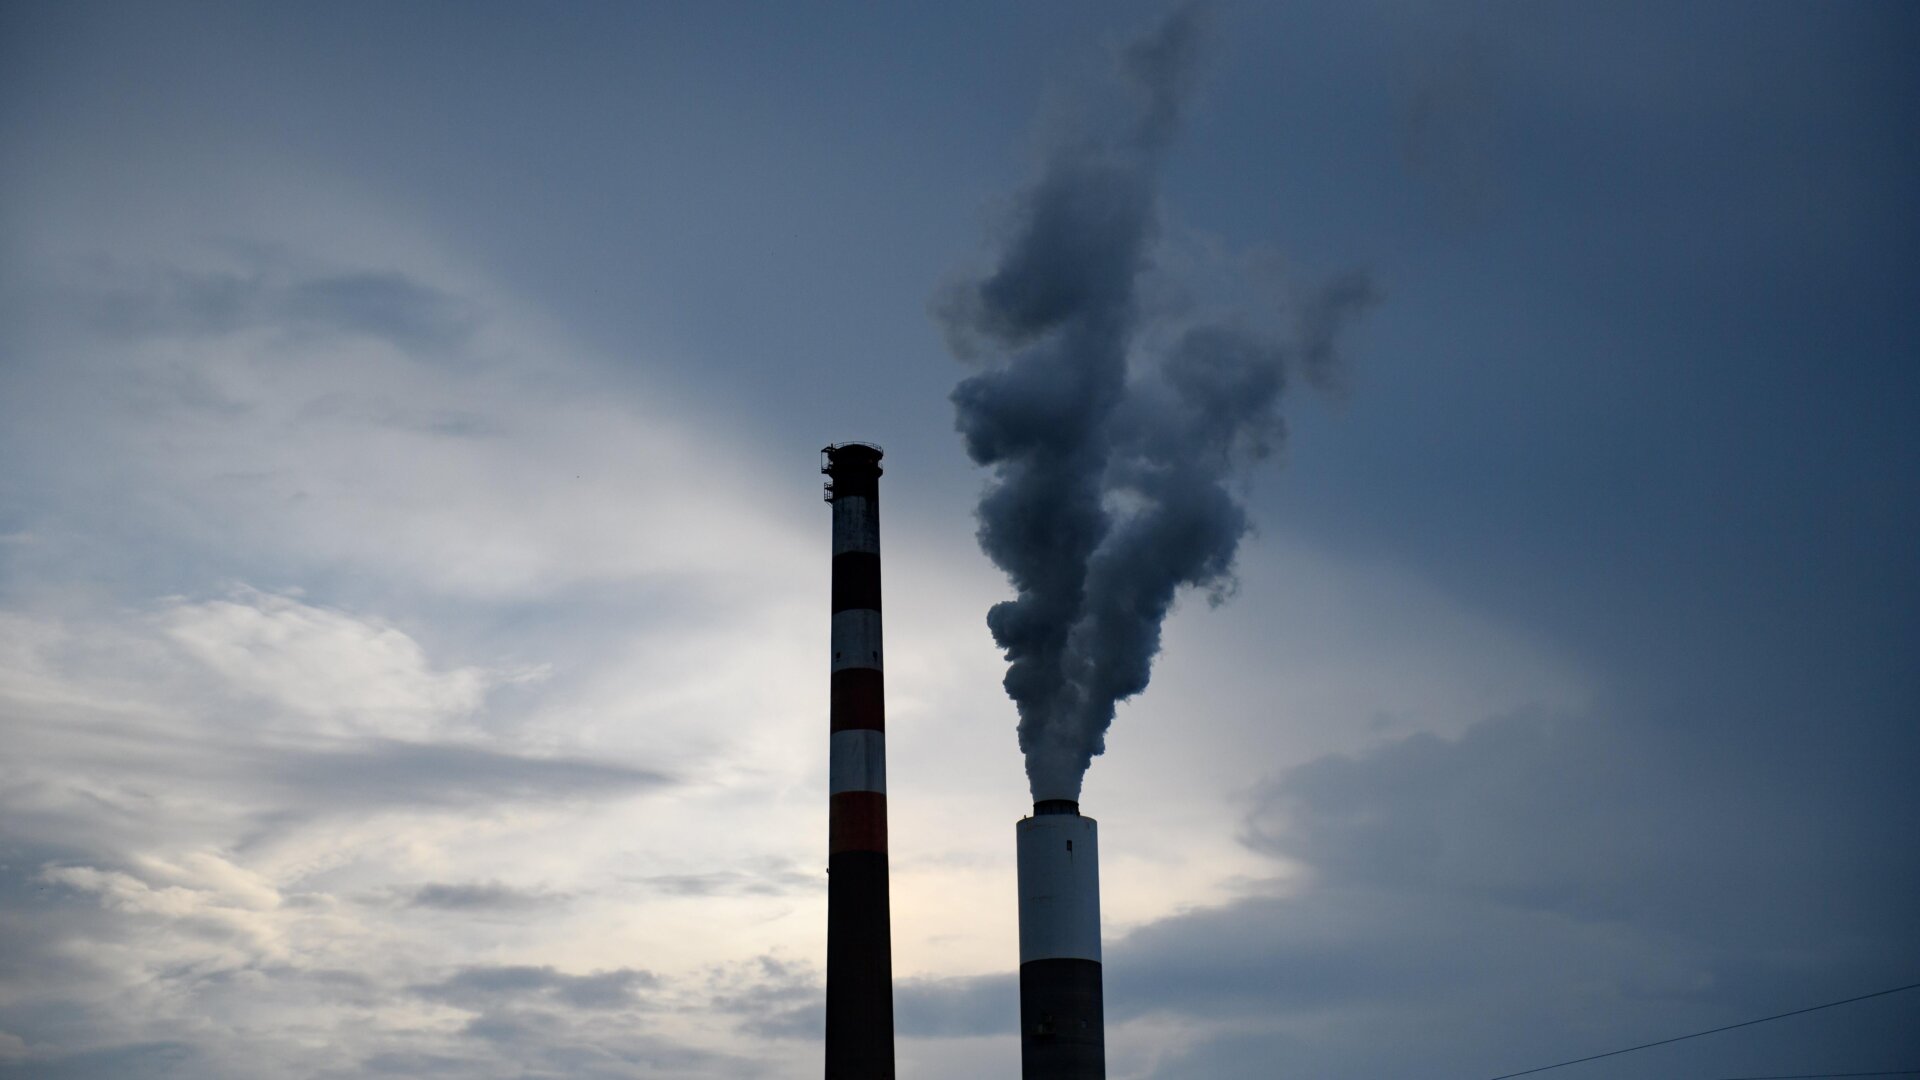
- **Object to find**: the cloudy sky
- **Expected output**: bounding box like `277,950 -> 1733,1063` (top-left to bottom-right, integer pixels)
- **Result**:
2,2 -> 1916,1077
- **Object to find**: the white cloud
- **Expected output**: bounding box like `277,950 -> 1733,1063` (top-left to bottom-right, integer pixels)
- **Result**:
4,182 -> 813,606
0,585 -> 768,1077
161,589 -> 491,739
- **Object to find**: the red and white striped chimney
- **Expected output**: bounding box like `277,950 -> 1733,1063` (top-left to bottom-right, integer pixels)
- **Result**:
821,442 -> 894,1079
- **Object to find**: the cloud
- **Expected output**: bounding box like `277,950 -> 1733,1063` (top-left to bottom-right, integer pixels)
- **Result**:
706,959 -> 1021,1045
632,857 -> 822,899
280,271 -> 477,351
0,1041 -> 200,1080
1108,705 -> 1918,1076
0,586 -> 699,1077
2,238 -> 810,604
400,881 -> 569,912
259,739 -> 671,813
0,837 -> 745,1080
352,1050 -> 473,1076
34,852 -> 293,976
880,696 -> 1918,1075
1243,707 -> 1919,955
0,161 -> 849,1072
413,964 -> 660,1011
706,955 -> 824,1041
0,590 -> 674,864
895,972 -> 1017,1038
61,257 -> 475,353
161,588 -> 492,739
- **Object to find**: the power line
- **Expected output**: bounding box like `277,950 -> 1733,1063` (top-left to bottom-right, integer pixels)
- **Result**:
1703,1073 -> 1920,1079
1485,981 -> 1920,1080
1704,1073 -> 1920,1079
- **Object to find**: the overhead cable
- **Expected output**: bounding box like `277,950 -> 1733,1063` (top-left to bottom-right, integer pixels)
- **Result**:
1485,981 -> 1920,1080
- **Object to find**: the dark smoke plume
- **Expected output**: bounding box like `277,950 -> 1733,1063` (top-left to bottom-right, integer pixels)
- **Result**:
942,4 -> 1379,801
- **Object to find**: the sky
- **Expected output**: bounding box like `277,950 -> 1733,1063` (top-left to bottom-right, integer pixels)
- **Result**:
1,2 -> 1916,1078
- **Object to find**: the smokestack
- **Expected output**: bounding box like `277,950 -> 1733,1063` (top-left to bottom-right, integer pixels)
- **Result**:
821,442 -> 894,1079
1017,800 -> 1104,1079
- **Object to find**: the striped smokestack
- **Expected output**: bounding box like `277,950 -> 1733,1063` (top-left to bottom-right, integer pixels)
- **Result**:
1018,800 -> 1104,1079
821,442 -> 894,1079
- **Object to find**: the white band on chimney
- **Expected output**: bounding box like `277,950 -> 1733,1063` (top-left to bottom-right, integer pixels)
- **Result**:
1016,813 -> 1102,964
831,494 -> 880,556
829,729 -> 887,794
830,609 -> 884,672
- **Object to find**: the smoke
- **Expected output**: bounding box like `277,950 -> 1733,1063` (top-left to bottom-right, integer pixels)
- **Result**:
941,4 -> 1379,802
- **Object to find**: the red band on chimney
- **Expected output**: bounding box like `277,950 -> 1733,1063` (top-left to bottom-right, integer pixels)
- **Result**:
831,668 -> 886,732
830,790 -> 889,854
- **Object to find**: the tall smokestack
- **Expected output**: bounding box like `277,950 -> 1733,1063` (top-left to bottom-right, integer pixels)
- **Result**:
939,10 -> 1374,1076
1018,800 -> 1103,1079
821,442 -> 894,1079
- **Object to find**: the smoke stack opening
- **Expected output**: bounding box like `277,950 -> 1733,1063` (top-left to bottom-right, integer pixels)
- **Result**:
1034,799 -> 1080,817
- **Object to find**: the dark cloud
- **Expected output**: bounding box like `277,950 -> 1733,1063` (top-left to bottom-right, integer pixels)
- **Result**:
257,965 -> 383,1008
280,271 -> 474,350
401,881 -> 568,912
59,259 -> 474,352
1117,879 -> 1920,1080
0,1041 -> 199,1080
700,958 -> 1017,1045
461,1010 -> 556,1043
631,857 -> 821,898
353,1050 -> 472,1076
0,716 -> 675,871
413,964 -> 660,1012
1111,705 -> 1915,1076
260,740 -> 673,812
890,692 -> 1917,1072
0,844 -> 146,1008
895,972 -> 1017,1038
1246,707 -> 1920,979
347,1007 -> 739,1080
401,966 -> 713,1076
706,955 -> 823,1041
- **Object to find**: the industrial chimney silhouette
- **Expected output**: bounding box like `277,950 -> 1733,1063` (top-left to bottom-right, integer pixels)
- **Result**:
821,442 -> 894,1078
1018,799 -> 1104,1078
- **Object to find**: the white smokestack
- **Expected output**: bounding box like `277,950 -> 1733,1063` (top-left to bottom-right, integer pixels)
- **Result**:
1017,801 -> 1104,1078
